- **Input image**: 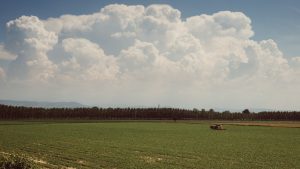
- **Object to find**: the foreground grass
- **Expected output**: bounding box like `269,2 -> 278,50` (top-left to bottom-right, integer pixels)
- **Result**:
0,121 -> 299,169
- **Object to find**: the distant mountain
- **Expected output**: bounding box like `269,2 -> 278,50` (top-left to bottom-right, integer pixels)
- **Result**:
0,100 -> 86,108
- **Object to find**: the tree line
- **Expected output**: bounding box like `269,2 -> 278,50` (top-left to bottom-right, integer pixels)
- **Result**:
0,104 -> 299,120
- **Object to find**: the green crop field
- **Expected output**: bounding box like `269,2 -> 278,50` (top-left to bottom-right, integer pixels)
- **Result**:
0,121 -> 299,169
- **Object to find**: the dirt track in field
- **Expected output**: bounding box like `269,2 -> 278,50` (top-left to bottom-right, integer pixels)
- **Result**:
221,121 -> 300,128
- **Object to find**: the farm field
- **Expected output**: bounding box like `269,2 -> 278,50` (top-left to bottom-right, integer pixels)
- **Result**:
0,121 -> 299,169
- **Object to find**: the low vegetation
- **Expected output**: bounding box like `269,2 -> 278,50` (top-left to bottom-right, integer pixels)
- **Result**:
0,153 -> 34,169
0,121 -> 299,169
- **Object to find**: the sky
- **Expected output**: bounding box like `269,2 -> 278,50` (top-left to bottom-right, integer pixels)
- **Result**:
0,0 -> 299,110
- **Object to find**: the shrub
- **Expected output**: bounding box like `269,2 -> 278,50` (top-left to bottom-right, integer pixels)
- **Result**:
0,154 -> 34,169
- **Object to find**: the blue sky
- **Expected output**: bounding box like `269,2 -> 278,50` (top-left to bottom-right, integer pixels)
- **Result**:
1,0 -> 300,57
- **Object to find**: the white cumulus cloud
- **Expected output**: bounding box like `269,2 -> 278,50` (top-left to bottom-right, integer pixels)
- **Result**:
5,16 -> 58,81
0,44 -> 16,60
0,4 -> 299,109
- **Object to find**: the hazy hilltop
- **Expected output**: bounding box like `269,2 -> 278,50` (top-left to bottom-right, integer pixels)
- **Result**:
0,100 -> 275,112
0,100 -> 85,108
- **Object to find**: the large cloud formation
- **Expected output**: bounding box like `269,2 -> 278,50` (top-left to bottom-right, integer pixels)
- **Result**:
0,4 -> 299,109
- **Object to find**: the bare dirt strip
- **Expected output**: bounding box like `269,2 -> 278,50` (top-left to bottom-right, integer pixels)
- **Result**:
220,121 -> 300,128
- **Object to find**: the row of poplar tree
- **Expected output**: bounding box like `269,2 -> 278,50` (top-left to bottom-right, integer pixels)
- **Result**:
0,104 -> 299,120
